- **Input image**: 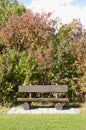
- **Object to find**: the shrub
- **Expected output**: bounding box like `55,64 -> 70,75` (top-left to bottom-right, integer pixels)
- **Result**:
52,20 -> 86,102
0,49 -> 40,105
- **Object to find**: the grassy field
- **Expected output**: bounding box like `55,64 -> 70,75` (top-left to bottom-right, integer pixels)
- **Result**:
0,104 -> 86,130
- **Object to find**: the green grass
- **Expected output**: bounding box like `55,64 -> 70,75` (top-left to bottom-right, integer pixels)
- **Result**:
0,104 -> 86,130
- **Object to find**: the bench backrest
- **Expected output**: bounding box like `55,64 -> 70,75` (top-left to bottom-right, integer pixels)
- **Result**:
18,85 -> 68,93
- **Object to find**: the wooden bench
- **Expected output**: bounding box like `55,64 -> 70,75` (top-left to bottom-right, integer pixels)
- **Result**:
17,85 -> 69,110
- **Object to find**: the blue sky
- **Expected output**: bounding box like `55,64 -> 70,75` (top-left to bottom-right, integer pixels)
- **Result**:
18,0 -> 86,27
18,0 -> 86,7
73,0 -> 86,7
18,0 -> 32,5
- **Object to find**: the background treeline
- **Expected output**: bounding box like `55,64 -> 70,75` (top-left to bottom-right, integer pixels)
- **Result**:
0,0 -> 86,106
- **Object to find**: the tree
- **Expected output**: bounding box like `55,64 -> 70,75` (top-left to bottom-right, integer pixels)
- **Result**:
0,10 -> 59,84
0,0 -> 26,27
52,19 -> 86,101
0,10 -> 59,105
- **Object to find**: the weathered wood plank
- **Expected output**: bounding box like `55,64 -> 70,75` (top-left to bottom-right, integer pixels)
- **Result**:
18,85 -> 68,93
17,98 -> 69,103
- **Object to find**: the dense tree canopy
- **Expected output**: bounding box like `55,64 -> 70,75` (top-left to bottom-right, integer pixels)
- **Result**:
52,19 -> 86,101
0,0 -> 26,27
0,10 -> 58,72
0,1 -> 86,105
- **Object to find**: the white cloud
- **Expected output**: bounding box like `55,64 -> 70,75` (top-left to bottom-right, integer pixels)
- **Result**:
27,0 -> 86,27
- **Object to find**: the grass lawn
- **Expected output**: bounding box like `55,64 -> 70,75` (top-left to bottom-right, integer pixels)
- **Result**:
0,103 -> 86,130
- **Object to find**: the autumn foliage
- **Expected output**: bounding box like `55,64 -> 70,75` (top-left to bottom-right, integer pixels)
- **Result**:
52,19 -> 86,101
0,1 -> 86,105
0,10 -> 58,70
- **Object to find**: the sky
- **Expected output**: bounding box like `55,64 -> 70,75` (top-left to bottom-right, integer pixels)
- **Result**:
18,0 -> 86,27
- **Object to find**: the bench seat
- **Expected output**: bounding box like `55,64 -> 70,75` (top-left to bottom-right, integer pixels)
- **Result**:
17,97 -> 69,103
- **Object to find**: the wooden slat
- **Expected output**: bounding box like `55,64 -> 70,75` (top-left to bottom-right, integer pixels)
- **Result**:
18,85 -> 68,93
17,98 -> 69,103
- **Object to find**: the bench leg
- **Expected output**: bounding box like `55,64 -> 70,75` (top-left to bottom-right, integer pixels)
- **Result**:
23,102 -> 31,110
55,103 -> 63,110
